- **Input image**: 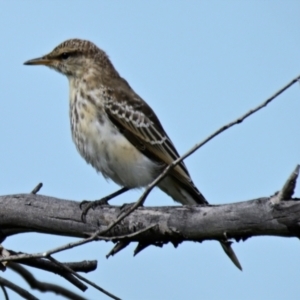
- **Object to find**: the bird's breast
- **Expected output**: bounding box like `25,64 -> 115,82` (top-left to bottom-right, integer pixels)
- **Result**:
69,90 -> 159,188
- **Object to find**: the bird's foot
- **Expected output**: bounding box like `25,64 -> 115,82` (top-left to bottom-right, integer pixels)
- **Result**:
80,197 -> 110,223
80,187 -> 130,222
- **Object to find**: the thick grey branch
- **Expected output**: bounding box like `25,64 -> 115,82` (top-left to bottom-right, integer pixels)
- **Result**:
0,194 -> 300,244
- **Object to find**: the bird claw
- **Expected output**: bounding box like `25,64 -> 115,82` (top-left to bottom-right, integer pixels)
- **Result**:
79,187 -> 130,222
80,198 -> 110,223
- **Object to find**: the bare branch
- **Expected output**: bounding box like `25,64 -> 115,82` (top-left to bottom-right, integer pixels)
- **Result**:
271,165 -> 300,204
47,256 -> 121,300
0,276 -> 38,300
9,263 -> 87,300
6,250 -> 97,291
1,247 -> 117,299
0,284 -> 8,300
1,192 -> 300,250
31,183 -> 43,195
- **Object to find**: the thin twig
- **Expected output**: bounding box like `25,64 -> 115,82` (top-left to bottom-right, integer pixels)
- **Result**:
0,284 -> 9,300
271,165 -> 300,204
8,251 -> 97,273
0,225 -> 156,263
31,183 -> 43,194
8,254 -> 88,291
0,249 -> 120,299
47,256 -> 121,300
9,263 -> 87,300
0,232 -> 101,263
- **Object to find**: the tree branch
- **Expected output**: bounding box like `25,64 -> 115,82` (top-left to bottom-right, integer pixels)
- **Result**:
0,191 -> 299,247
8,263 -> 88,300
0,276 -> 38,300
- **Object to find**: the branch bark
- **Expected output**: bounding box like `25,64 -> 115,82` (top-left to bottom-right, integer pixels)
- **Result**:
1,193 -> 300,245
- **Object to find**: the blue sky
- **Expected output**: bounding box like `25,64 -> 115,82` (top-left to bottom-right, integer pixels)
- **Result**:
1,1 -> 300,299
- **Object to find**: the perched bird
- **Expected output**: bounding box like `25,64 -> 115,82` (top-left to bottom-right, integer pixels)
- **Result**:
24,39 -> 241,270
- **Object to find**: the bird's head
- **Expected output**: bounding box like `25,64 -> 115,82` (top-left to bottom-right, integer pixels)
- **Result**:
24,39 -> 115,79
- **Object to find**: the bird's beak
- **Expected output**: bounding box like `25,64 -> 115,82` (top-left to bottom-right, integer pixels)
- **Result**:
24,56 -> 53,66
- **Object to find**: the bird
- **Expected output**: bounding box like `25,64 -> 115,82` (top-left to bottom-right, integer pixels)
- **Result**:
24,38 -> 242,270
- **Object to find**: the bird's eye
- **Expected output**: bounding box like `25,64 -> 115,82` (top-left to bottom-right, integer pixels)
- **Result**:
61,52 -> 70,60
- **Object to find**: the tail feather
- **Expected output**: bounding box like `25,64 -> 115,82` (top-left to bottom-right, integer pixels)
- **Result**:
158,175 -> 208,205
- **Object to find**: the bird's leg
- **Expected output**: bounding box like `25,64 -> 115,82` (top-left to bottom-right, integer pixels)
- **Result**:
80,187 -> 129,222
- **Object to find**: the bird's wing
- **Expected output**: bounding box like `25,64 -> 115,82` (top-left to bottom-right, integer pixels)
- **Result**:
104,86 -> 207,204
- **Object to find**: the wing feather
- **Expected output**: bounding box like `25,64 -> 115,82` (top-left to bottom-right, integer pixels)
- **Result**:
104,87 -> 202,195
